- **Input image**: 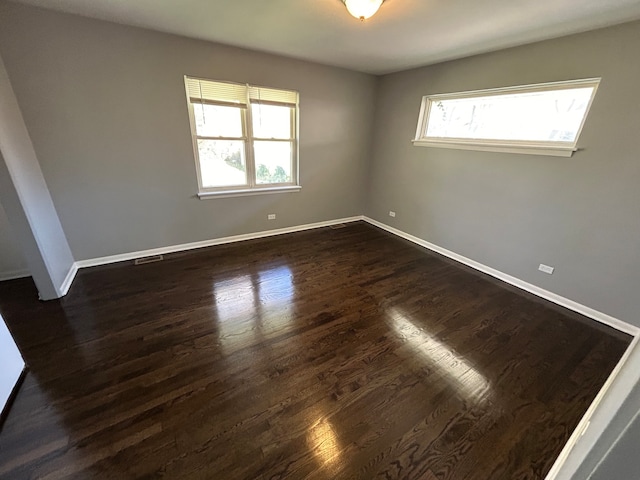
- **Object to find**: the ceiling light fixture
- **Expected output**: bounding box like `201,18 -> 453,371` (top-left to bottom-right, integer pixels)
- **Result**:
342,0 -> 385,21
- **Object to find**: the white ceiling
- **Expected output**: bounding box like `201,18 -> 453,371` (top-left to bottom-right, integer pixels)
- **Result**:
12,0 -> 640,74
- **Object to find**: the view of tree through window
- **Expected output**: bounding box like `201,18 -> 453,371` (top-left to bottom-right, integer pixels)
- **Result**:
196,140 -> 246,187
426,87 -> 595,142
185,77 -> 298,193
252,104 -> 292,185
413,78 -> 600,157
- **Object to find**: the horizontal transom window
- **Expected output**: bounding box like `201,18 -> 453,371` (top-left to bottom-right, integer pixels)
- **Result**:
184,76 -> 300,197
413,78 -> 601,157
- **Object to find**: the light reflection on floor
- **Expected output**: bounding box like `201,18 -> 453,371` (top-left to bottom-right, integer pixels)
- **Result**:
212,264 -> 294,355
307,413 -> 342,474
388,307 -> 492,402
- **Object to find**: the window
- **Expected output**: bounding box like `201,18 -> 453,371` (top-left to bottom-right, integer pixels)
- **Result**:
413,78 -> 600,157
184,77 -> 300,197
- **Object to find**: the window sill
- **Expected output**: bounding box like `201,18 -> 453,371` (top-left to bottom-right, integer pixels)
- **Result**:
412,139 -> 577,157
198,185 -> 302,199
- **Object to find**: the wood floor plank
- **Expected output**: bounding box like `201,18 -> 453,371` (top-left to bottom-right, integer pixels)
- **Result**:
0,222 -> 631,479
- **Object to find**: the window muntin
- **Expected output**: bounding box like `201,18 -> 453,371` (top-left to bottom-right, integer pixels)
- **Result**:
413,78 -> 600,157
185,77 -> 299,195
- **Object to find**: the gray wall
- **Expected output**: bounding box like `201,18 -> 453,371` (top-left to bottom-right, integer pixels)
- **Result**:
592,422 -> 640,480
0,0 -> 638,476
0,1 -> 376,261
367,21 -> 640,327
590,418 -> 640,479
585,384 -> 640,480
0,202 -> 27,279
366,21 -> 640,480
0,53 -> 75,300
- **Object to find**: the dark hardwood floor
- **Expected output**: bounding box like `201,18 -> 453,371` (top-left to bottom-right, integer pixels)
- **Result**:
0,222 -> 631,479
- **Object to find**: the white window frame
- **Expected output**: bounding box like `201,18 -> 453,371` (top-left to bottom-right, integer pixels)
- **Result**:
412,78 -> 601,157
184,76 -> 301,199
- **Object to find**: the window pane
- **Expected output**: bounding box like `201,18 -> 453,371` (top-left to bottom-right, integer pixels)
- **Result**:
197,140 -> 247,187
426,87 -> 595,143
254,141 -> 292,184
251,104 -> 291,139
193,103 -> 243,138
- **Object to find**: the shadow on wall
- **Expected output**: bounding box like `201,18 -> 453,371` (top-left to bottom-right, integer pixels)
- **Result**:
0,201 -> 28,280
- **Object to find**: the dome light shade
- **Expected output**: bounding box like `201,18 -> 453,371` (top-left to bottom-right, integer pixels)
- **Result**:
343,0 -> 384,21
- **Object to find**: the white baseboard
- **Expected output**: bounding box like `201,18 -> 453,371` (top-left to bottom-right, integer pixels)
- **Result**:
58,262 -> 78,297
363,216 -> 638,336
0,269 -> 30,282
23,214 -> 640,480
9,214 -> 640,480
75,216 -> 363,269
361,215 -> 640,480
68,213 -> 638,337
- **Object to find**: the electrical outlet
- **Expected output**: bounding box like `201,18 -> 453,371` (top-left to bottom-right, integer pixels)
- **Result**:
538,264 -> 554,275
389,211 -> 396,218
268,214 -> 276,220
